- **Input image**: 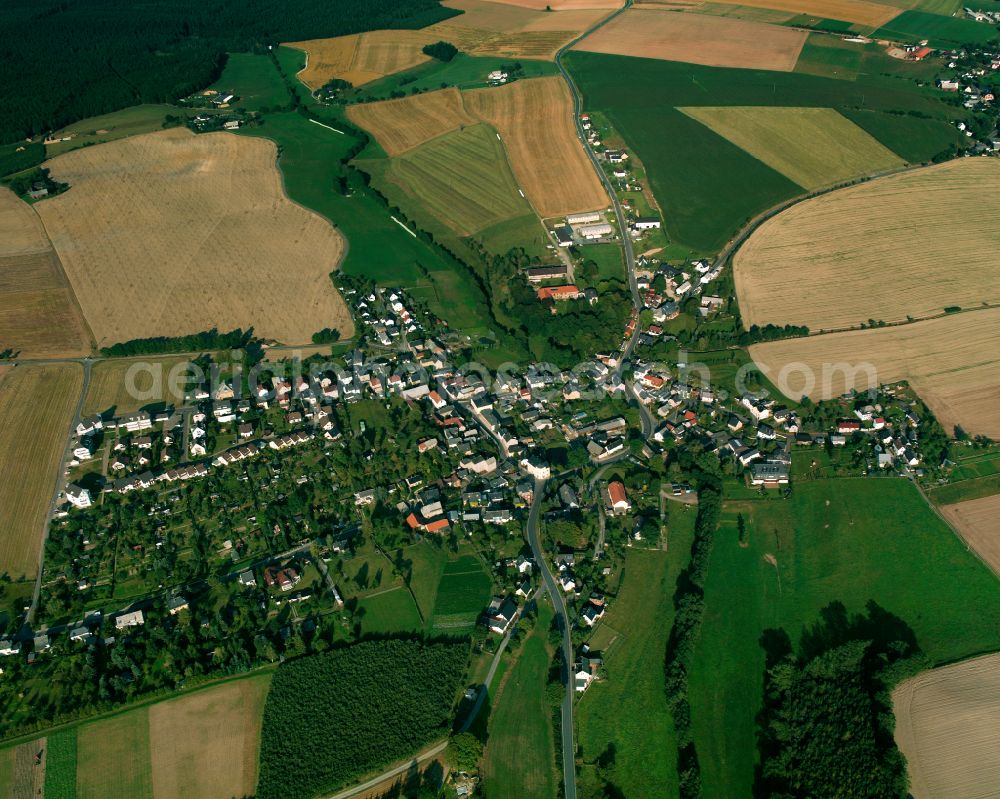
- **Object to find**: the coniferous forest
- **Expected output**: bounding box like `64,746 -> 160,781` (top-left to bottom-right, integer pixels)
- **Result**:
0,0 -> 457,144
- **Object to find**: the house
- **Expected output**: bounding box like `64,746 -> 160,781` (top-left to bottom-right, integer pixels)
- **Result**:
525,264 -> 569,283
937,78 -> 960,91
488,597 -> 518,635
66,483 -> 92,509
632,217 -> 661,230
0,640 -> 18,656
537,285 -> 582,302
238,570 -> 257,588
581,602 -> 606,627
605,480 -> 631,514
354,488 -> 377,505
749,461 -> 790,487
115,610 -> 145,629
264,566 -> 300,592
167,595 -> 189,615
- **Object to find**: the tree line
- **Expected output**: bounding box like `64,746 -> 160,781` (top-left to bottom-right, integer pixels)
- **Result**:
0,0 -> 458,144
256,639 -> 468,799
99,327 -> 253,357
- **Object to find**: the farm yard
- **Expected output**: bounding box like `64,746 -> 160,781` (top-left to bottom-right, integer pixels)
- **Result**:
346,88 -> 476,156
939,493 -> 1000,576
359,123 -> 534,236
0,188 -> 91,358
748,308 -> 1000,438
463,76 -> 609,216
573,8 -> 809,71
0,363 -> 82,579
893,653 -> 1000,799
36,129 -> 352,349
679,106 -> 903,190
734,159 -> 1000,330
688,479 -> 1000,797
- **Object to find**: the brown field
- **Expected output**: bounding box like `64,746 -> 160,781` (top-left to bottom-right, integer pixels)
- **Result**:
149,675 -> 271,799
463,76 -> 609,216
748,308 -> 1000,438
573,7 -> 808,70
734,159 -> 1000,331
77,710 -> 153,799
940,494 -> 1000,576
0,364 -> 82,579
893,653 -> 1000,799
289,30 -> 438,90
0,189 -> 91,358
490,0 -> 623,8
683,0 -> 900,25
347,88 -> 476,156
4,739 -> 45,799
82,356 -> 194,418
36,128 -> 352,348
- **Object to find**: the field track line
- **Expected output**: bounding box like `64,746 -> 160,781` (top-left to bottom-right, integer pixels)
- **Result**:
309,118 -> 345,135
390,216 -> 417,237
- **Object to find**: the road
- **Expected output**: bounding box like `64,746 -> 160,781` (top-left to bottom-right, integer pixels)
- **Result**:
525,478 -> 577,799
554,0 -> 642,370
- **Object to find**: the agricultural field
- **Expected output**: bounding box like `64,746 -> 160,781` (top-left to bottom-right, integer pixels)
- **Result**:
734,159 -> 1000,330
876,8 -> 1000,45
289,30 -> 437,89
0,188 -> 91,358
236,111 -> 494,335
2,738 -> 47,799
428,554 -> 492,630
364,123 -> 535,236
482,599 -> 559,799
677,0 -> 902,26
749,308 -> 1000,438
893,653 -> 1000,799
358,587 -> 424,634
688,479 -> 1000,797
573,7 -> 809,71
927,449 -> 1000,504
346,88 -> 476,156
680,106 -> 903,189
793,33 -> 864,78
0,363 -> 82,579
148,676 -> 270,799
77,709 -> 153,799
81,356 -> 197,418
939,493 -> 1000,576
42,105 -> 212,158
576,538 -> 694,799
43,729 -> 77,799
208,52 -> 292,111
36,128 -> 353,348
565,50 -> 966,251
464,76 -> 609,217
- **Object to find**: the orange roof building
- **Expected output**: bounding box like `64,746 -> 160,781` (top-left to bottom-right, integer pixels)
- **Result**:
537,284 -> 582,301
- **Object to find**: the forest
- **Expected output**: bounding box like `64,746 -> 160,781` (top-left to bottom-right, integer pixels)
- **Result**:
256,639 -> 468,799
0,0 -> 457,143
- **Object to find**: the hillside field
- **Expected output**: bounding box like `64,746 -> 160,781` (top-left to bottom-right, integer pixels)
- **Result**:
734,159 -> 1000,330
685,0 -> 902,26
574,7 -> 809,71
347,88 -> 476,156
749,308 -> 1000,438
688,479 -> 1000,797
680,106 -> 903,189
893,653 -> 1000,799
939,492 -> 1000,576
0,188 -> 91,358
0,363 -> 82,579
37,128 -> 353,348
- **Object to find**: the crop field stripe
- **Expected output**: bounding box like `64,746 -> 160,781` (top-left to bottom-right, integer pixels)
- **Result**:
76,708 -> 153,799
43,728 -> 77,799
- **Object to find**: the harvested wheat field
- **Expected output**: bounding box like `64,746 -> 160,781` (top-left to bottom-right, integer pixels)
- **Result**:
82,356 -> 195,418
689,0 -> 900,26
492,0 -> 623,8
0,189 -> 91,358
573,7 -> 808,70
749,308 -> 1000,438
893,653 -> 1000,799
464,76 -> 609,216
347,88 -> 476,156
681,106 -> 903,190
36,128 -> 351,348
0,364 -> 82,579
939,493 -> 1000,576
149,675 -> 271,799
289,30 -> 437,89
735,159 -> 1000,331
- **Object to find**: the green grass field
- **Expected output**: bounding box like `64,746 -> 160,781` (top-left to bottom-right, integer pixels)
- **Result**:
367,122 -> 534,237
680,106 -> 903,190
794,34 -> 863,79
482,600 -> 559,799
237,111 -> 494,334
403,541 -> 448,620
43,105 -> 210,157
565,51 -> 967,252
876,8 -> 1000,45
576,243 -> 625,288
576,533 -> 694,799
210,53 -> 290,112
840,108 -> 964,163
76,709 -> 153,799
359,587 -> 424,634
688,478 -> 1000,797
430,555 -> 493,630
475,213 -> 551,259
43,728 -> 77,799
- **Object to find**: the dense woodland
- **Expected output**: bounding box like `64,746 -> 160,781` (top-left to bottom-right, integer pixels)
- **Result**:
256,639 -> 468,799
0,0 -> 457,143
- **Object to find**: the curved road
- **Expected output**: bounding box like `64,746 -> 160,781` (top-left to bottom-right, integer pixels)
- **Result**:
525,478 -> 577,799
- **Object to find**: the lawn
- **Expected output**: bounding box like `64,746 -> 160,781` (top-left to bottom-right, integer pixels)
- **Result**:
429,555 -> 493,630
77,709 -> 153,799
476,213 -> 551,259
688,478 -> 1000,798
565,50 -> 967,252
794,33 -> 863,79
43,728 -> 77,799
237,110 -> 494,334
576,538 -> 695,798
403,540 -> 448,620
482,599 -> 559,799
359,586 -> 424,634
576,243 -> 625,287
876,8 -> 1000,45
210,53 -> 290,112
841,108 -> 964,163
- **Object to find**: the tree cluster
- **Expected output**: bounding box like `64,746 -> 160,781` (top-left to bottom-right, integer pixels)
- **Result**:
422,41 -> 459,62
99,327 -> 253,357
